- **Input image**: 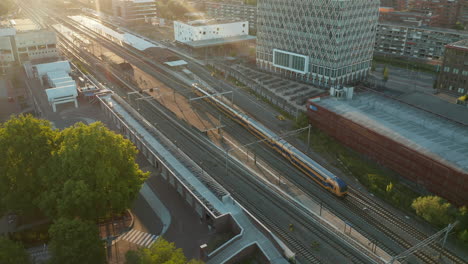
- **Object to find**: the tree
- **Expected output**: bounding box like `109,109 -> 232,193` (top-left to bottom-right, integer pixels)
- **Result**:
48,218 -> 106,264
0,236 -> 31,264
456,206 -> 468,243
412,196 -> 455,227
453,22 -> 465,30
125,238 -> 204,264
0,115 -> 57,215
40,122 -> 148,220
383,66 -> 389,82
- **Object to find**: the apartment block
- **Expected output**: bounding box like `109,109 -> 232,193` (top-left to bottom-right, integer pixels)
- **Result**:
112,0 -> 157,25
375,23 -> 468,61
204,1 -> 257,30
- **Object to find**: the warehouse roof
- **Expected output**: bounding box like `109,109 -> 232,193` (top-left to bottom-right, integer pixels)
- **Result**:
311,92 -> 468,172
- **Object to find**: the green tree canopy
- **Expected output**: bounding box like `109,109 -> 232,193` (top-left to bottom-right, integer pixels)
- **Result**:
412,196 -> 455,227
0,115 -> 57,215
39,122 -> 148,220
48,218 -> 105,264
0,236 -> 31,264
125,238 -> 204,264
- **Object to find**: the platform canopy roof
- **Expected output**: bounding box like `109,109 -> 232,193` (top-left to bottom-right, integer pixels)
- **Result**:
164,60 -> 188,67
183,35 -> 256,48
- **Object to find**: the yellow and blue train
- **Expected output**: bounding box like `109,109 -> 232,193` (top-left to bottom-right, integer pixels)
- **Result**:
192,83 -> 348,197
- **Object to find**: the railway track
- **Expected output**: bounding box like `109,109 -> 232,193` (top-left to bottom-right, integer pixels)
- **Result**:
52,20 -> 376,263
26,6 -> 467,263
348,190 -> 466,264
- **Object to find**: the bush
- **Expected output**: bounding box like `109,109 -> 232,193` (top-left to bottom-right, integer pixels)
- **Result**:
412,196 -> 455,227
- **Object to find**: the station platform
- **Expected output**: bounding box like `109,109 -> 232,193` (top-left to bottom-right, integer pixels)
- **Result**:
99,94 -> 289,264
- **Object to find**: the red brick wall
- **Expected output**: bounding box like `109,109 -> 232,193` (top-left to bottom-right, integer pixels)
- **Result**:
307,101 -> 468,206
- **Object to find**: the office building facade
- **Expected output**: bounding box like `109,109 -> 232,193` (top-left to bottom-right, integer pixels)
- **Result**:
256,0 -> 379,86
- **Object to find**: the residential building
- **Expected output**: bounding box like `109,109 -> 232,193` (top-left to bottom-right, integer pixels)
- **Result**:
380,0 -> 408,10
460,0 -> 468,27
112,0 -> 157,25
204,1 -> 257,31
437,39 -> 468,96
374,23 -> 468,61
379,10 -> 440,27
409,0 -> 459,27
256,0 -> 380,87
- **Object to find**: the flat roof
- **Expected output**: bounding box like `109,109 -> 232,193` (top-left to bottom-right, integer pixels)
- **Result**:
447,39 -> 468,51
311,92 -> 468,172
10,19 -> 40,32
185,19 -> 245,26
183,35 -> 256,48
69,16 -> 158,51
397,92 -> 468,125
379,22 -> 468,36
164,60 -> 187,67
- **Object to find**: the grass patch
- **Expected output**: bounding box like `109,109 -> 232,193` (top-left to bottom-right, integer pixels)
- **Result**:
373,55 -> 438,74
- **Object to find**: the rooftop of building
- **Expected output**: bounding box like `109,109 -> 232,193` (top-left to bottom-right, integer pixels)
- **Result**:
446,39 -> 468,50
379,22 -> 468,35
310,91 -> 468,172
184,19 -> 246,26
183,34 -> 256,48
385,11 -> 437,17
9,19 -> 40,32
118,0 -> 155,3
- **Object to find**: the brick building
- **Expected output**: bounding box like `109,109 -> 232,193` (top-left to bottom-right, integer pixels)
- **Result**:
409,0 -> 459,27
307,91 -> 468,206
380,0 -> 408,10
379,10 -> 440,27
437,39 -> 468,96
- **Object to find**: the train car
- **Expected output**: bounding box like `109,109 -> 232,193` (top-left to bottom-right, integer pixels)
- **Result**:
191,83 -> 348,197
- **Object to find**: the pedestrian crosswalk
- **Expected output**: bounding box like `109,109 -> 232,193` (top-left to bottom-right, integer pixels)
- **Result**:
117,229 -> 158,248
27,246 -> 50,264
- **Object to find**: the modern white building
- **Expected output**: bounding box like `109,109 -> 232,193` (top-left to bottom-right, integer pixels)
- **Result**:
0,20 -> 59,74
32,61 -> 78,112
174,20 -> 249,43
256,0 -> 380,87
